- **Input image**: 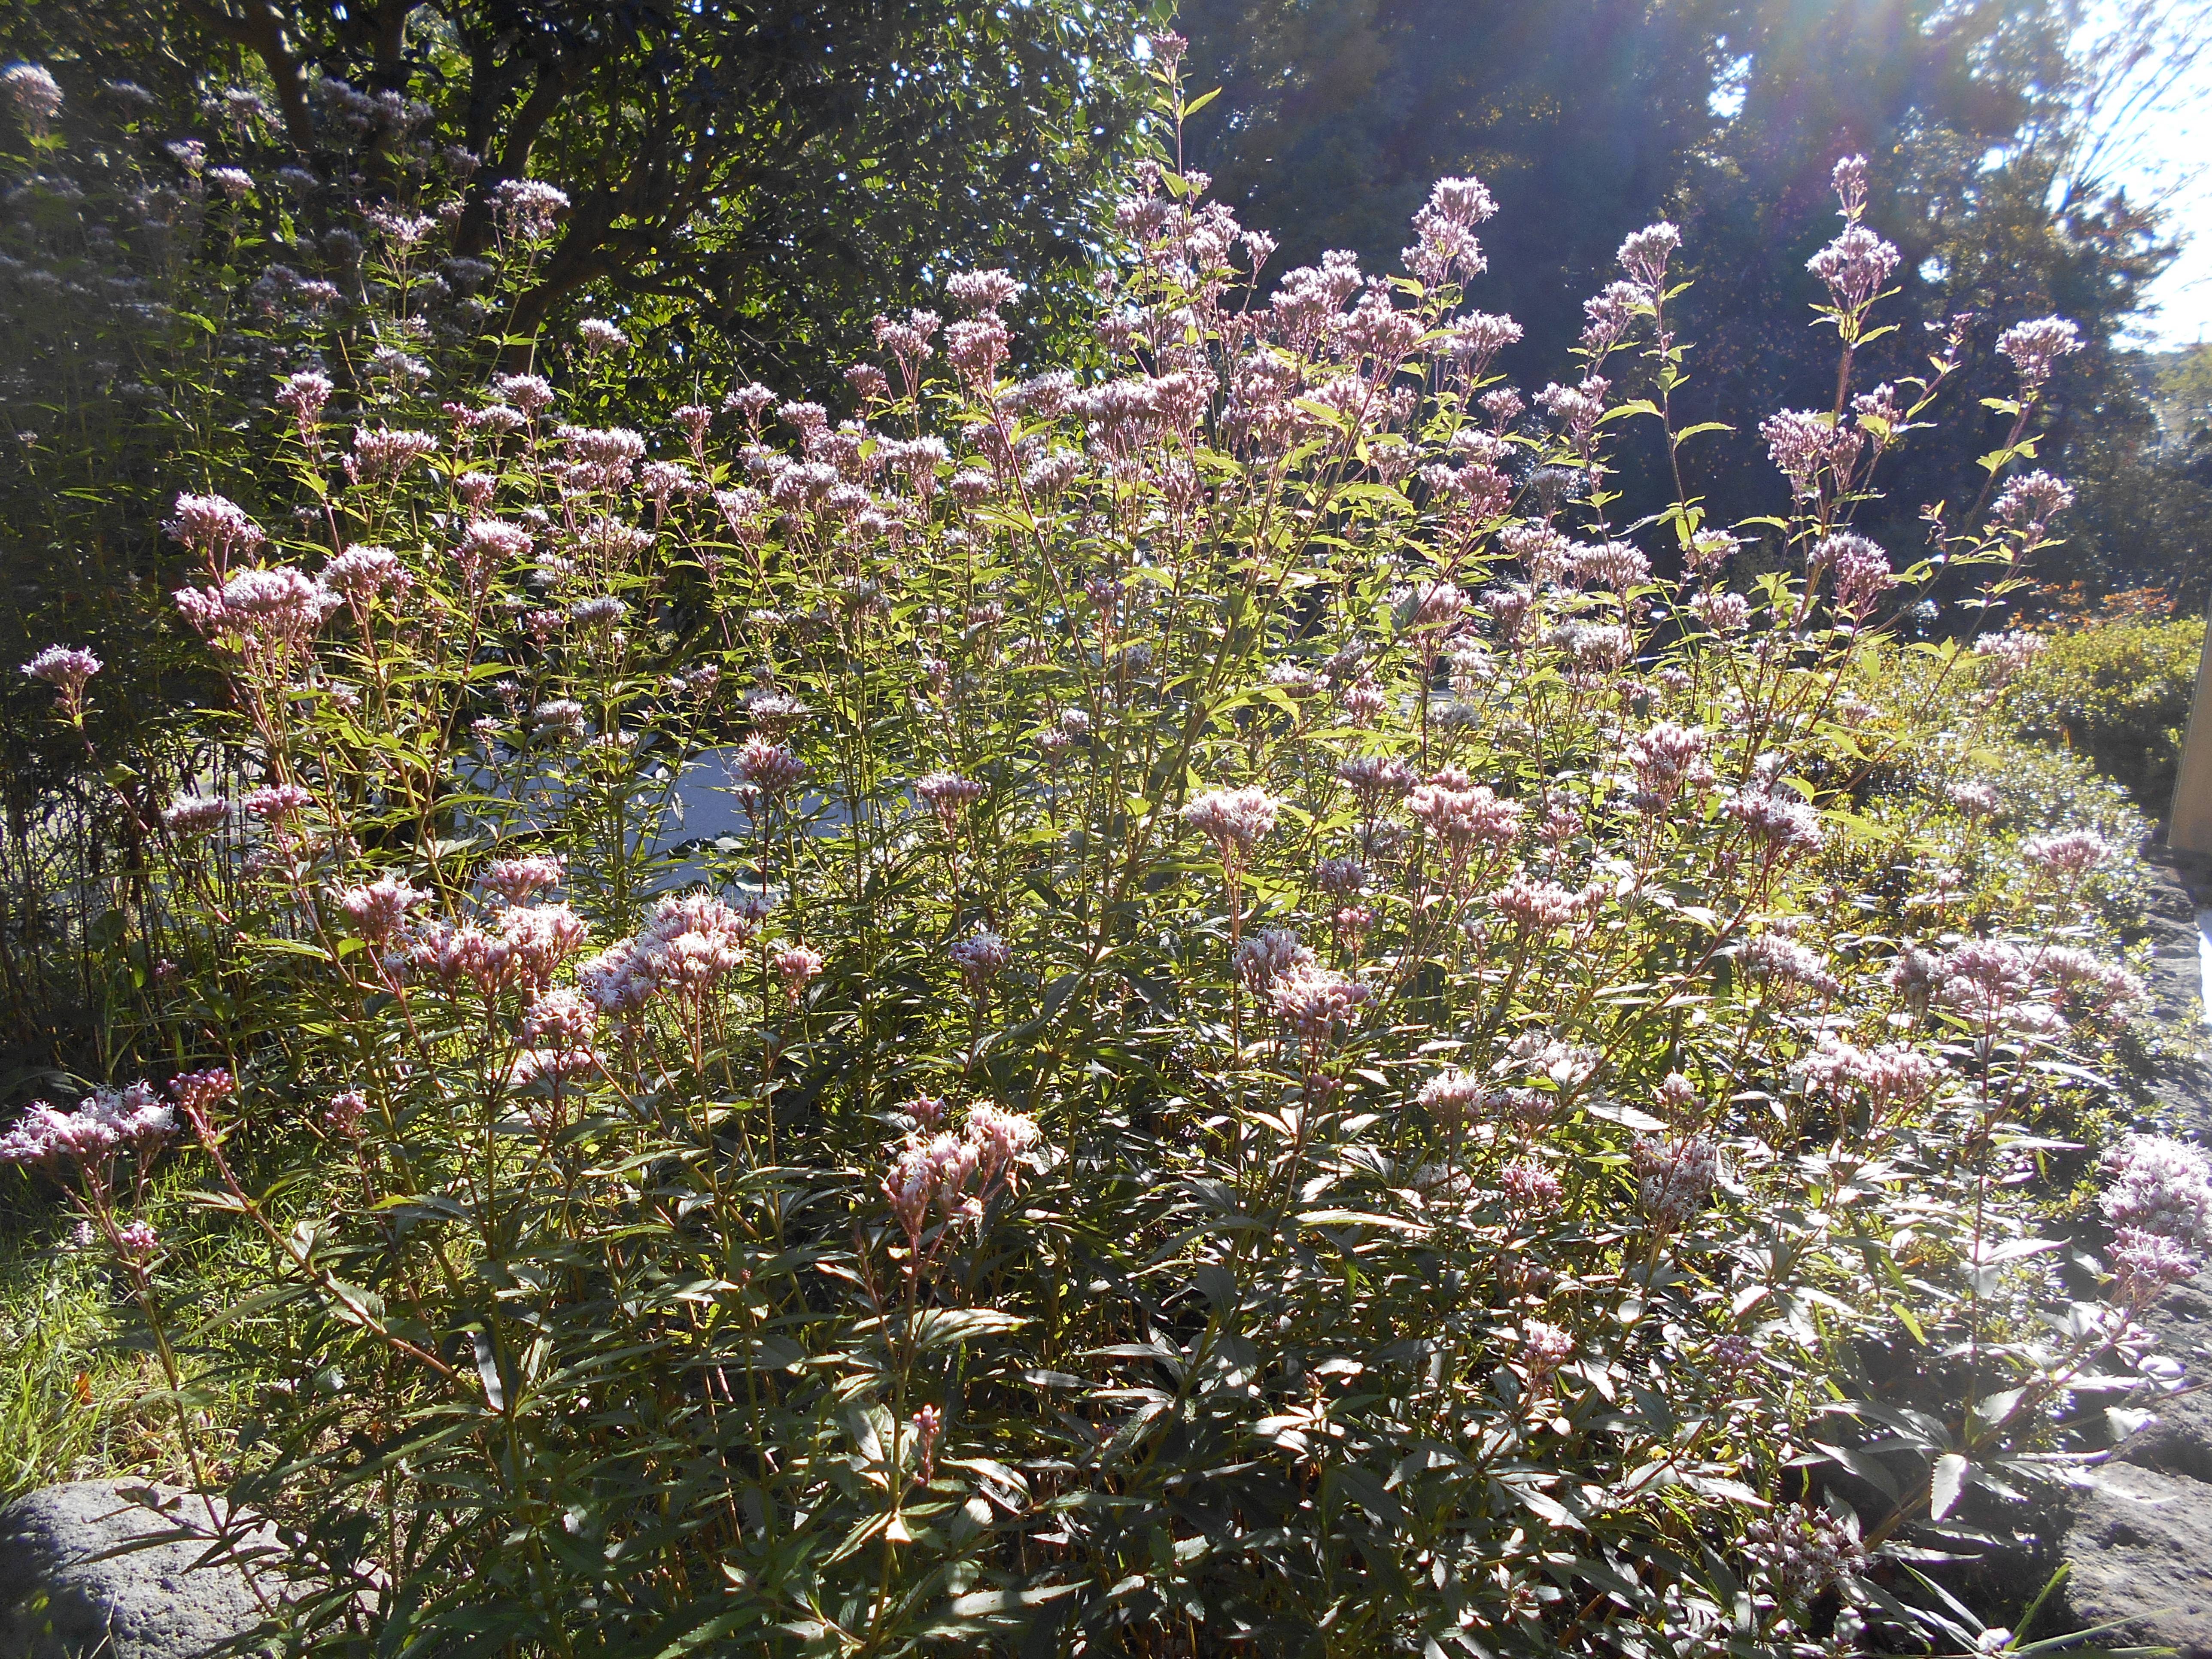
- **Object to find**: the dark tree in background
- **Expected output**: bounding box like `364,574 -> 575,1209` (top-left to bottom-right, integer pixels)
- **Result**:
1176,0 -> 1738,387
5,0 -> 1159,372
1178,0 -> 2208,604
1670,0 -> 2184,602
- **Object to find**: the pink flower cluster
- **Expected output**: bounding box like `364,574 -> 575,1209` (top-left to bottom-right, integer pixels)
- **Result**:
1722,786 -> 1825,853
1994,470 -> 2074,534
1742,933 -> 1841,1000
1407,769 -> 1522,857
327,1088 -> 369,1138
1623,722 -> 1708,810
1489,876 -> 1599,933
22,645 -> 101,696
2101,1134 -> 2212,1249
557,425 -> 646,489
1689,589 -> 1750,634
276,370 -> 332,440
2022,831 -> 2109,877
916,771 -> 986,831
1933,938 -> 2054,1030
579,891 -> 758,1014
1268,963 -> 1372,1041
1744,1505 -> 1866,1607
1568,541 -> 1649,593
174,566 -> 341,653
738,737 -> 806,796
347,426 -> 440,485
1499,1158 -> 1562,1213
947,930 -> 1009,988
2102,1133 -> 2212,1300
1791,1035 -> 1939,1115
1759,409 -> 1860,499
773,941 -> 824,997
0,1082 -> 174,1168
478,854 -> 566,905
1400,174 -> 1496,286
165,492 -> 265,563
322,545 -> 410,601
1996,316 -> 2081,390
1417,1067 -> 1490,1123
1516,1318 -> 1574,1378
1338,755 -> 1416,808
883,1103 -> 1044,1244
1632,1133 -> 1720,1227
397,902 -> 590,999
3,63 -> 64,123
493,178 -> 569,239
1975,630 -> 2048,687
1817,533 -> 1893,618
1806,222 -> 1899,312
243,784 -> 312,820
509,997 -> 603,1088
1548,620 -> 1633,678
1948,781 -> 2002,818
337,875 -> 430,942
164,793 -> 230,835
453,517 -> 532,592
1182,786 -> 1279,855
1233,928 -> 1313,993
2040,946 -> 2140,1012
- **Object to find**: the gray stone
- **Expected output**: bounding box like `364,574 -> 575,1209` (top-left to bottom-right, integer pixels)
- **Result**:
2064,1462 -> 2212,1657
0,1481 -> 277,1659
2129,851 -> 2212,1138
2059,853 -> 2212,1655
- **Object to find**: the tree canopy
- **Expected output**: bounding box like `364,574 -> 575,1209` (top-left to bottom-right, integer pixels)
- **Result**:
7,0 -> 1161,369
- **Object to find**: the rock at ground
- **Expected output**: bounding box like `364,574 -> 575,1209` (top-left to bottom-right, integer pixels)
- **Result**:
2062,851 -> 2212,1656
2137,849 -> 2212,1131
0,1480 -> 277,1659
2065,1459 -> 2212,1656
2131,865 -> 2202,1017
2062,1260 -> 2212,1657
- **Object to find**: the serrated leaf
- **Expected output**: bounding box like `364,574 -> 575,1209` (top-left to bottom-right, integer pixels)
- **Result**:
1929,1452 -> 1968,1520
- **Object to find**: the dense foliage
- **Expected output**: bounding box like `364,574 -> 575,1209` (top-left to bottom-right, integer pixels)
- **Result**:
2003,603 -> 2205,812
5,44 -> 2211,1656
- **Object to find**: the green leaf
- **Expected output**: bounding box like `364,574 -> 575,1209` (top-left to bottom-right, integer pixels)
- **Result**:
1929,1452 -> 1968,1520
820,1509 -> 893,1565
1811,1440 -> 1901,1501
1970,1388 -> 2025,1432
1331,1463 -> 1403,1524
652,1608 -> 768,1656
904,1307 -> 1032,1350
1296,1209 -> 1426,1235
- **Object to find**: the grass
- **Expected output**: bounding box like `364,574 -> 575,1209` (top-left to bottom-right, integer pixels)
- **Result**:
0,1178 -> 258,1504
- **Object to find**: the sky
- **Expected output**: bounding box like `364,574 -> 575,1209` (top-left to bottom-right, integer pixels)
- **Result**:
2114,103 -> 2210,349
2092,5 -> 2212,349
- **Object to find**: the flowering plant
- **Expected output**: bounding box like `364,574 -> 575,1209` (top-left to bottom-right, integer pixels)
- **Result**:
8,45 -> 2208,1657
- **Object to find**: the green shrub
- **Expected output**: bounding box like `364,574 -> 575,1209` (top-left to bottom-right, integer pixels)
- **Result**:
2004,612 -> 2205,808
4,57 -> 2206,1659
